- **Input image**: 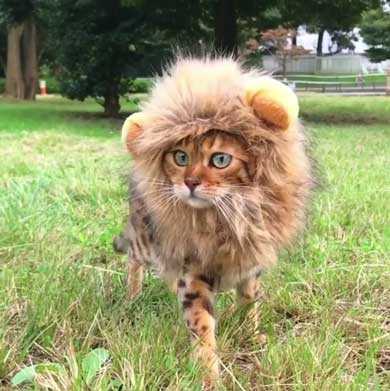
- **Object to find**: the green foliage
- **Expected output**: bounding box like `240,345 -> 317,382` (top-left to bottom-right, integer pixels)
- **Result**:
81,348 -> 110,385
278,0 -> 381,54
129,78 -> 152,93
0,0 -> 37,25
10,349 -> 110,387
44,1 -> 141,103
44,76 -> 60,94
279,0 -> 380,31
360,8 -> 390,62
11,365 -> 36,386
42,0 -> 211,115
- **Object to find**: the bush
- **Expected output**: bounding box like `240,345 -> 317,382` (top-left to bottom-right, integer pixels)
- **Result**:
0,76 -> 151,96
44,76 -> 61,94
129,78 -> 152,93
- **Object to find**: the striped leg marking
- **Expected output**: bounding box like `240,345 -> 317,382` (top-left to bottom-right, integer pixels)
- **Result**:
178,275 -> 219,385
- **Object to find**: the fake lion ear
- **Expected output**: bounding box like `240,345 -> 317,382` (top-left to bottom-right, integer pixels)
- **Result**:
121,112 -> 146,155
245,77 -> 299,130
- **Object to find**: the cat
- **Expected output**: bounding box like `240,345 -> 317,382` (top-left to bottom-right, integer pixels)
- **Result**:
114,56 -> 314,386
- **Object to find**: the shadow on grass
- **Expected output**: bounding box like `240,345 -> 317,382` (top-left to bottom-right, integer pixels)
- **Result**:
64,110 -> 137,121
299,95 -> 390,125
301,112 -> 389,125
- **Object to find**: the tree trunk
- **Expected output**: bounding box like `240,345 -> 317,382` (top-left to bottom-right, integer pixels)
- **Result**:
5,24 -> 25,99
316,28 -> 325,56
292,34 -> 297,46
22,17 -> 38,100
0,54 -> 5,76
5,18 -> 38,100
103,84 -> 120,117
214,0 -> 237,56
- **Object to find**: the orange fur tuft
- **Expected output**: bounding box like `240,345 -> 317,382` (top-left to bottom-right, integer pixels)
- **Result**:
251,95 -> 289,129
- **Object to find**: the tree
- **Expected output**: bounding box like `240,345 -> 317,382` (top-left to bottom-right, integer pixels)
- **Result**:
45,0 -> 152,116
258,27 -> 310,77
278,0 -> 380,56
214,0 -> 237,54
0,24 -> 6,76
0,0 -> 39,99
211,0 -> 280,54
360,7 -> 390,62
44,0 -> 211,116
328,31 -> 359,54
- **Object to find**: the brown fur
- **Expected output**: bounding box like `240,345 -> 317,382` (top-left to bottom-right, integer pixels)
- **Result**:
117,56 -> 314,385
130,57 -> 313,288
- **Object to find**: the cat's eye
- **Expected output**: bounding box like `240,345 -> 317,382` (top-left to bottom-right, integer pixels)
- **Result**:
173,150 -> 189,166
210,153 -> 232,169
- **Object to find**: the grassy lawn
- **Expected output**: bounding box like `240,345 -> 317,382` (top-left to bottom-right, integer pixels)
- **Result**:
0,96 -> 389,390
300,95 -> 390,124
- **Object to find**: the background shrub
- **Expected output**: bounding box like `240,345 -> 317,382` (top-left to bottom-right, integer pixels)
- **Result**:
129,78 -> 152,94
44,76 -> 61,94
0,76 -> 151,96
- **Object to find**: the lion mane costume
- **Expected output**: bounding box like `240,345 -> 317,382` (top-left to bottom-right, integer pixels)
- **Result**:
116,56 -> 314,383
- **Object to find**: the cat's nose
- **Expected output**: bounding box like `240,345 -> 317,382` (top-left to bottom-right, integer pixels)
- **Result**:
184,177 -> 201,192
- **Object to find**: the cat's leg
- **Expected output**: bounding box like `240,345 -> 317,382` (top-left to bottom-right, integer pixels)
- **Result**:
178,275 -> 219,385
236,276 -> 265,342
126,252 -> 144,300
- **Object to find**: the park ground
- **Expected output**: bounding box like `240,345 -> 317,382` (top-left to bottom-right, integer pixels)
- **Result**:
0,95 -> 389,390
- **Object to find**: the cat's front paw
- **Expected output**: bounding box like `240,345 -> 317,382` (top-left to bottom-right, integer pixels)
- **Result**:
202,361 -> 220,390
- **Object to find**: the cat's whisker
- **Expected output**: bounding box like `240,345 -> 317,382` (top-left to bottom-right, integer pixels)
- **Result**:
149,194 -> 177,212
224,198 -> 250,228
130,190 -> 177,215
212,197 -> 245,244
218,184 -> 253,190
154,199 -> 183,230
216,195 -> 259,249
131,184 -> 173,199
131,191 -> 170,202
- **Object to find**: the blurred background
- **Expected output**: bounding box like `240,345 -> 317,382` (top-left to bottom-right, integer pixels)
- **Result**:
1,0 -> 389,116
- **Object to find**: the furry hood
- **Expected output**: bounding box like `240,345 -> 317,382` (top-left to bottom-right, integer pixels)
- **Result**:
122,56 -> 300,158
121,57 -> 313,278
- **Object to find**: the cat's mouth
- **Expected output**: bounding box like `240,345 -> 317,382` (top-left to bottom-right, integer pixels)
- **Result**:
184,194 -> 212,209
173,185 -> 213,209
173,184 -> 214,209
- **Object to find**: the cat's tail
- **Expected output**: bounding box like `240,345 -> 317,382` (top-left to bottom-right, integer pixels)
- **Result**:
113,233 -> 129,254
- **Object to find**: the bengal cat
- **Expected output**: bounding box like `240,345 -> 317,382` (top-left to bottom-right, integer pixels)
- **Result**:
114,56 -> 314,386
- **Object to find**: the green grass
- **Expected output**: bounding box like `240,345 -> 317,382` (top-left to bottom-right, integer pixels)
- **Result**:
0,96 -> 389,390
300,95 -> 390,124
0,96 -> 138,138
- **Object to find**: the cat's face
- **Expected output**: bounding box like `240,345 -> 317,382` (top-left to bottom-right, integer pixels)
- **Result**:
162,131 -> 251,209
